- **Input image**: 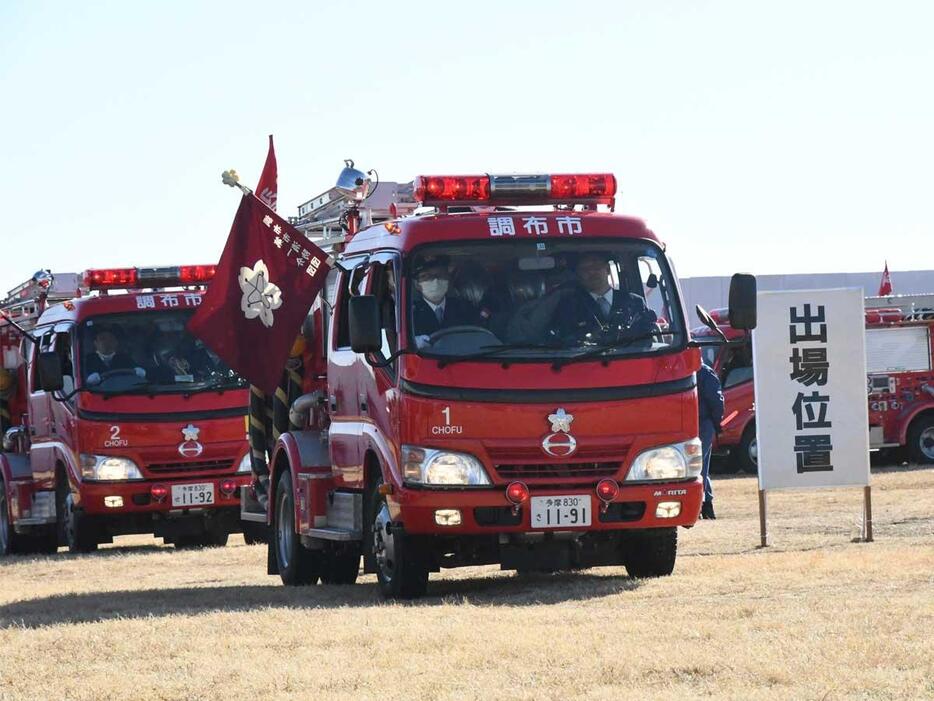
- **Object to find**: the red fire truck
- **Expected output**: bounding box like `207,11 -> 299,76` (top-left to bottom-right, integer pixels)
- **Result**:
240,169 -> 757,598
694,293 -> 934,472
0,266 -> 253,555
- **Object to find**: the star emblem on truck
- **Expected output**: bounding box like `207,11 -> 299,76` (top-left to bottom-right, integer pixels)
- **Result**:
239,259 -> 282,328
548,408 -> 573,433
181,424 -> 200,442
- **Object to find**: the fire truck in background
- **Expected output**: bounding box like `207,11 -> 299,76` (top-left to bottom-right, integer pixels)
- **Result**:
240,166 -> 757,598
0,266 -> 253,556
694,293 -> 934,472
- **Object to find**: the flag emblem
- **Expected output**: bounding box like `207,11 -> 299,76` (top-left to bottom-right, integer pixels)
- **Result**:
239,259 -> 282,327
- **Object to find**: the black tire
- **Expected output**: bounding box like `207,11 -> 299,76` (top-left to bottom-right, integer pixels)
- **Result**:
320,549 -> 361,585
0,478 -> 16,556
711,453 -> 740,475
242,522 -> 269,545
367,477 -> 429,599
907,414 -> 934,465
733,423 -> 758,474
57,477 -> 98,554
174,531 -> 229,549
274,470 -> 321,586
624,528 -> 677,578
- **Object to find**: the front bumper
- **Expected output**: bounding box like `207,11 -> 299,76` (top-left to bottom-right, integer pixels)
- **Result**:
77,474 -> 252,516
393,478 -> 703,535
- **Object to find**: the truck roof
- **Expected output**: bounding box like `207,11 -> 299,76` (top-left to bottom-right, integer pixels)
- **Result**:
343,209 -> 659,256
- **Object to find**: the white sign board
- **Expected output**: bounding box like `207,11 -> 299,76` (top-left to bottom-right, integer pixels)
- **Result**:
753,289 -> 871,490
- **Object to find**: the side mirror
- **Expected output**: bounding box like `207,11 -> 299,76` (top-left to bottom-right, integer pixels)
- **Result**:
349,295 -> 382,354
728,273 -> 757,330
695,304 -> 727,343
37,351 -> 64,392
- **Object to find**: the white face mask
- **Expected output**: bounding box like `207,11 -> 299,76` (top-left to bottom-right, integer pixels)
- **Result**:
419,278 -> 448,304
98,351 -> 115,363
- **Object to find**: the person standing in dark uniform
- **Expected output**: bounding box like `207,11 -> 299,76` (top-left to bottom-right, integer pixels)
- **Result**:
551,252 -> 657,344
697,362 -> 725,519
410,256 -> 481,348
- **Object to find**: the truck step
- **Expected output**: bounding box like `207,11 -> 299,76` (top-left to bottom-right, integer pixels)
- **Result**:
301,526 -> 361,541
240,485 -> 267,523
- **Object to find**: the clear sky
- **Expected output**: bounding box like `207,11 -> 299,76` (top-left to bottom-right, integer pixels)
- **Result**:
1,0 -> 932,293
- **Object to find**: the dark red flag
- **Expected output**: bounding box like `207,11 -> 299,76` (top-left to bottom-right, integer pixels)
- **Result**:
256,135 -> 277,210
877,262 -> 892,296
188,194 -> 329,393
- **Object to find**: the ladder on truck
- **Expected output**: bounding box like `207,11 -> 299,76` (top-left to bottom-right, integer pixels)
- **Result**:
865,293 -> 934,322
1,272 -> 83,331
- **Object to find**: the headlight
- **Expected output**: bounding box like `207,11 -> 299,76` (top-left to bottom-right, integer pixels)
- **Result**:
236,453 -> 252,473
79,454 -> 144,481
401,445 -> 491,486
625,439 -> 703,481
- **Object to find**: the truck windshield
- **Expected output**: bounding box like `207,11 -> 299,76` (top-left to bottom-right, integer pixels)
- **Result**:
406,238 -> 685,361
78,309 -> 245,394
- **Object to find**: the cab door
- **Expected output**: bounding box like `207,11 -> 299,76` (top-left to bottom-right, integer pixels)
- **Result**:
327,258 -> 369,485
25,328 -> 55,483
48,326 -> 79,461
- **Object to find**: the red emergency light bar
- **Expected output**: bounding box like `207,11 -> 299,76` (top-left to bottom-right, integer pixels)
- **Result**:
83,265 -> 216,291
413,173 -> 617,207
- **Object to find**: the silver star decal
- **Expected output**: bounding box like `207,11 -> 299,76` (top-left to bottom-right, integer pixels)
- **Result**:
548,408 -> 574,433
181,424 -> 200,442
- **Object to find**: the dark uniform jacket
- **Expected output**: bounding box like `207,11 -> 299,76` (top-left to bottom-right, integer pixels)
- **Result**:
411,296 -> 481,337
697,363 -> 725,438
551,288 -> 657,342
83,352 -> 136,377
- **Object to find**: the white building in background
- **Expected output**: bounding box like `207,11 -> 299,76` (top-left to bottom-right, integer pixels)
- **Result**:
680,269 -> 934,322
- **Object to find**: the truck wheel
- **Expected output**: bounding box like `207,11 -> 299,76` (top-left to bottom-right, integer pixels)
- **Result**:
907,415 -> 934,465
320,549 -> 360,585
57,481 -> 98,554
368,479 -> 428,599
0,479 -> 15,556
274,470 -> 321,585
733,424 -> 758,474
174,531 -> 229,549
624,528 -> 677,578
242,522 -> 269,545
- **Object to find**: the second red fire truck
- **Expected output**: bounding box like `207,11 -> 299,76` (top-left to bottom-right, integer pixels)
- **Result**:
0,266 -> 253,555
240,168 -> 757,598
695,294 -> 934,471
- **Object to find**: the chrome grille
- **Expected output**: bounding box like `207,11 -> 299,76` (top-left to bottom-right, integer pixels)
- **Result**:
495,462 -> 620,480
147,459 -> 234,475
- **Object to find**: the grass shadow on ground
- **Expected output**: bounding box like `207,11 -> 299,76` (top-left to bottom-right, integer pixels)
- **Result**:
0,543 -> 167,569
0,572 -> 641,628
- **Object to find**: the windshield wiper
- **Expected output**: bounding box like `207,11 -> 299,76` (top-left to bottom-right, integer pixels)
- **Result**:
552,331 -> 675,369
435,343 -> 564,369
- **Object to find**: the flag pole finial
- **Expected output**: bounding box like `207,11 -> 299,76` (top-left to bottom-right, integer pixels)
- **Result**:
222,169 -> 253,196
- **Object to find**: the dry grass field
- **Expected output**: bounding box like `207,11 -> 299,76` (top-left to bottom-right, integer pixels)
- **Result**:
1,466 -> 932,701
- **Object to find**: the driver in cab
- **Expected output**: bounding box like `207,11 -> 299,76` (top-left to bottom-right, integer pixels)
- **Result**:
551,252 -> 658,343
411,255 -> 480,348
84,327 -> 146,385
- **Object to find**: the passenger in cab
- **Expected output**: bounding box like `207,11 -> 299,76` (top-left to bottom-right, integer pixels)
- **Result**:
148,333 -> 211,384
550,252 -> 658,343
411,255 -> 481,348
84,327 -> 146,384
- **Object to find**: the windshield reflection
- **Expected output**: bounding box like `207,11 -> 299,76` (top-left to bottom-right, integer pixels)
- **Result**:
79,310 -> 245,393
407,239 -> 685,360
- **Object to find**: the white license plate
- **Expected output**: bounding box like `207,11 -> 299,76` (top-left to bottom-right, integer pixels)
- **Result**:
531,494 -> 592,529
171,482 -> 215,507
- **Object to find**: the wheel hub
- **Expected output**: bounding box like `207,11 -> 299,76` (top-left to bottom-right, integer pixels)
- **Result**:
0,489 -> 9,551
749,438 -> 758,464
920,427 -> 934,461
373,503 -> 396,580
64,493 -> 77,547
276,489 -> 293,569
